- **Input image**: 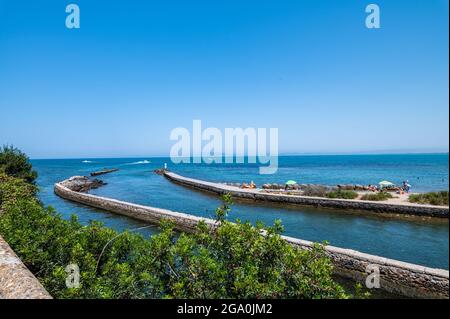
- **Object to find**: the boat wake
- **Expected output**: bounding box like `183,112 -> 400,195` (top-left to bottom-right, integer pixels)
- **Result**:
125,160 -> 151,165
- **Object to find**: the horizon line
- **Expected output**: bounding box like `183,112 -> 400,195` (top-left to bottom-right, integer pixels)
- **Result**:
29,151 -> 450,160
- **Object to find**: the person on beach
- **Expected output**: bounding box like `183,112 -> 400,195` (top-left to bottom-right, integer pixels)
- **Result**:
402,180 -> 411,193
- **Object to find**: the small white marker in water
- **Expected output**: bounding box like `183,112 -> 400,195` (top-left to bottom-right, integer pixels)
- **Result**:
164,163 -> 167,169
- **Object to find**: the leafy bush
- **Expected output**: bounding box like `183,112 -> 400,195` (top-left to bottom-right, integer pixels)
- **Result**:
0,145 -> 37,183
0,172 -> 37,206
326,190 -> 358,199
360,192 -> 393,201
0,173 -> 349,299
408,191 -> 449,206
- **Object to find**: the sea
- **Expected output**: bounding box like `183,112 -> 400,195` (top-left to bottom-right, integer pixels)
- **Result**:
31,153 -> 449,269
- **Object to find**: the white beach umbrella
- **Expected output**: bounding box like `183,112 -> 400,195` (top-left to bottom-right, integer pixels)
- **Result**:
379,181 -> 395,188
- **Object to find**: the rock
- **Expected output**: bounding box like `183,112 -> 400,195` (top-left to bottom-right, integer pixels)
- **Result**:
154,168 -> 167,175
60,176 -> 106,192
338,184 -> 355,190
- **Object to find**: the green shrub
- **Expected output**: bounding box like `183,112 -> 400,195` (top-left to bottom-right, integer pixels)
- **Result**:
408,191 -> 449,206
0,174 -> 350,299
360,192 -> 393,201
326,190 -> 358,200
0,172 -> 37,206
0,145 -> 37,183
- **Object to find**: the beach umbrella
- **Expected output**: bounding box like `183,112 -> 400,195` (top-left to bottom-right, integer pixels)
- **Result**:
285,180 -> 297,185
379,181 -> 394,188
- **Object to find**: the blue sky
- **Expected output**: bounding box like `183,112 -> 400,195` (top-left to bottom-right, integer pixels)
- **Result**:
0,0 -> 448,158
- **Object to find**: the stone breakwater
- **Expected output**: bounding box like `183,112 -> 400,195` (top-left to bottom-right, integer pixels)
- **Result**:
0,235 -> 52,299
163,171 -> 449,218
54,177 -> 449,298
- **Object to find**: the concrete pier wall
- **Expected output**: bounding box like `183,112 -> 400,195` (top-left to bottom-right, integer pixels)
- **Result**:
163,172 -> 449,218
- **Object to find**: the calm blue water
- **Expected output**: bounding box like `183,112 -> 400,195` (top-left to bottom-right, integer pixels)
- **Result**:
32,154 -> 449,269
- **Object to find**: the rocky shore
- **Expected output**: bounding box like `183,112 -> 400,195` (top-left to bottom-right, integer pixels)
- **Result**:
225,182 -> 393,192
59,176 -> 106,193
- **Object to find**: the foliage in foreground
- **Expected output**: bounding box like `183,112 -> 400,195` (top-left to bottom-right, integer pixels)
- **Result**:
0,172 -> 349,299
0,145 -> 37,183
360,192 -> 393,201
0,173 -> 37,206
408,191 -> 449,206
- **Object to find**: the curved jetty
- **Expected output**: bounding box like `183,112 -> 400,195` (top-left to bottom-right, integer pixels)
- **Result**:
54,176 -> 449,298
163,171 -> 449,218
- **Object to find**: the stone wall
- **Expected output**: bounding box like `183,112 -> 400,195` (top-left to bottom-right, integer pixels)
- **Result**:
55,179 -> 449,298
164,172 -> 449,218
55,181 -> 218,233
0,235 -> 52,299
283,235 -> 449,298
